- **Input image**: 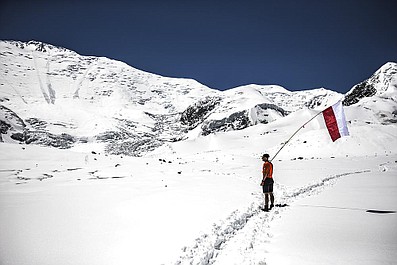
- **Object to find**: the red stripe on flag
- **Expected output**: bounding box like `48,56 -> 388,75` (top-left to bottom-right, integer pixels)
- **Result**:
323,106 -> 341,142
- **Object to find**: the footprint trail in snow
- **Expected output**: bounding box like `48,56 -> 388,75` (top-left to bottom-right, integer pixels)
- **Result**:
174,170 -> 369,265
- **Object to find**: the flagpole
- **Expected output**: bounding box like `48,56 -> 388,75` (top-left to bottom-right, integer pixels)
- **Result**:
270,110 -> 323,162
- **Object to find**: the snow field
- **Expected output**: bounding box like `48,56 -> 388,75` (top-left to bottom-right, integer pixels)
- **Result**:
1,139 -> 396,265
0,143 -> 258,265
266,156 -> 397,265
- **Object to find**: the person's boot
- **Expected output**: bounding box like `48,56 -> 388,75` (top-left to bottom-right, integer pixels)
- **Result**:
270,204 -> 274,210
262,205 -> 269,212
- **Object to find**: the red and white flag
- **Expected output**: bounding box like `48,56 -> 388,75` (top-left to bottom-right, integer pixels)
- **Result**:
322,101 -> 349,142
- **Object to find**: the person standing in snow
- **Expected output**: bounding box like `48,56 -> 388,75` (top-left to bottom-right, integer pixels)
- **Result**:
261,153 -> 274,211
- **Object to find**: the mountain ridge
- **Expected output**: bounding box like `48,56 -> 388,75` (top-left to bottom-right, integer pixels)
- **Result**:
1,40 -> 396,156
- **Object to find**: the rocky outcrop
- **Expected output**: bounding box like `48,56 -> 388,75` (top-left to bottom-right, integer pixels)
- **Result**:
0,105 -> 26,142
11,131 -> 76,149
180,97 -> 221,129
252,103 -> 288,124
343,81 -> 377,106
6,40 -> 74,54
201,110 -> 251,136
200,103 -> 287,135
0,105 -> 75,148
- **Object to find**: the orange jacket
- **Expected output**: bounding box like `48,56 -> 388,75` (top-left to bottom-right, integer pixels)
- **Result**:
262,161 -> 273,179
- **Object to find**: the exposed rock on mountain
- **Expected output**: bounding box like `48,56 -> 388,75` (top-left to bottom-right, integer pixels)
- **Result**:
201,110 -> 250,136
0,105 -> 25,142
12,131 -> 76,149
180,96 -> 221,129
343,81 -> 376,106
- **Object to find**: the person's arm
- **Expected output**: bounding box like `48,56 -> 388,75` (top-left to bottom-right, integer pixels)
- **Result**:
261,163 -> 268,185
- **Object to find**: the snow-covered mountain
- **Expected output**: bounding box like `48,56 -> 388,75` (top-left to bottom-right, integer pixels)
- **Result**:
344,62 -> 397,105
0,40 -> 218,155
342,62 -> 397,127
0,40 -> 396,156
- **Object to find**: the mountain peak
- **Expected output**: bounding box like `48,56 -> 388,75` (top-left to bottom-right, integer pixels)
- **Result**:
343,62 -> 397,106
3,40 -> 75,54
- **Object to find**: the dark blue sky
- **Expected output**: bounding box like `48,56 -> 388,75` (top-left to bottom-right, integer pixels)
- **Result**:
1,0 -> 396,93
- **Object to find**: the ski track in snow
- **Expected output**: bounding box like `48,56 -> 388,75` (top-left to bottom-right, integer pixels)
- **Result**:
174,170 -> 370,265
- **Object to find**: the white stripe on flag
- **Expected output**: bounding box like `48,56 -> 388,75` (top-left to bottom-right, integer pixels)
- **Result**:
332,101 -> 349,138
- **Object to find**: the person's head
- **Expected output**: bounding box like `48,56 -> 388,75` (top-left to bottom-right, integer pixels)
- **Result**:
262,153 -> 270,161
